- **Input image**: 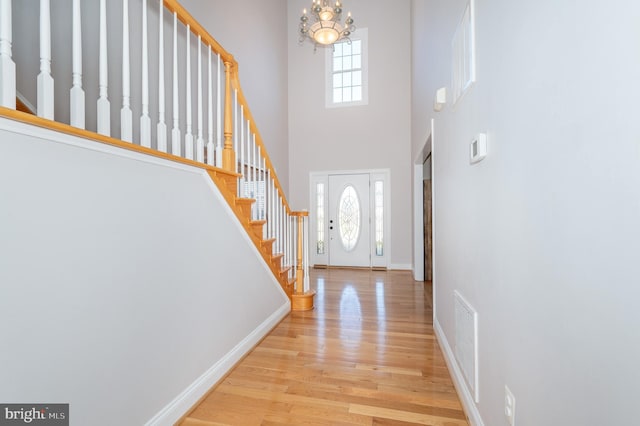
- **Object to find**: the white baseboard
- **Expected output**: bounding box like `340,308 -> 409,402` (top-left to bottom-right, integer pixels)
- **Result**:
145,302 -> 291,426
389,263 -> 412,271
434,317 -> 485,426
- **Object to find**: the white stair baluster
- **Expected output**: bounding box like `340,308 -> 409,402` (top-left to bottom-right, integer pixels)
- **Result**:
239,106 -> 244,197
252,134 -> 258,218
233,89 -> 238,173
263,159 -> 267,239
245,120 -> 251,198
275,195 -> 280,253
279,197 -> 283,254
262,157 -> 267,221
184,25 -> 193,160
120,0 -> 132,142
157,0 -> 167,152
0,0 -> 16,108
267,170 -> 271,238
196,36 -> 204,162
215,53 -> 222,167
70,0 -> 84,128
96,0 -> 110,135
38,0 -> 54,119
287,213 -> 291,271
255,148 -> 261,221
207,47 -> 214,165
304,215 -> 310,292
272,175 -> 276,241
140,0 -> 151,147
171,12 -> 180,156
293,213 -> 298,280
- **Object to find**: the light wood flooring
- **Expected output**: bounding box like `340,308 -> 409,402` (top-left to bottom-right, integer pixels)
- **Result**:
181,268 -> 468,426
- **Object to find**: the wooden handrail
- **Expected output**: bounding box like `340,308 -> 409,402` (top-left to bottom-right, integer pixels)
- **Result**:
0,106 -> 238,178
230,70 -> 294,215
162,0 -> 235,66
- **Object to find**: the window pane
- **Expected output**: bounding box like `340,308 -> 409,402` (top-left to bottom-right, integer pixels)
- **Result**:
333,43 -> 343,57
333,73 -> 342,88
343,56 -> 352,70
375,181 -> 383,256
352,86 -> 362,101
352,40 -> 361,55
353,70 -> 362,86
317,183 -> 325,255
343,42 -> 352,56
353,54 -> 361,69
333,57 -> 343,72
343,71 -> 352,87
343,87 -> 352,102
333,88 -> 343,103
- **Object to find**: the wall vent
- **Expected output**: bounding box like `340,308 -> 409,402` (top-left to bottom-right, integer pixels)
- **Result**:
454,290 -> 479,402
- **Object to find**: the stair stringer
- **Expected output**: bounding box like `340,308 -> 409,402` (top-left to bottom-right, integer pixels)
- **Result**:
207,170 -> 295,298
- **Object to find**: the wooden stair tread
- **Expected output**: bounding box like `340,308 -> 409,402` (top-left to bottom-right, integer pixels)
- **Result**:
235,197 -> 255,205
260,238 -> 276,247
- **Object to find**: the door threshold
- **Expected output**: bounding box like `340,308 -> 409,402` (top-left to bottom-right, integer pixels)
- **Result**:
312,264 -> 387,271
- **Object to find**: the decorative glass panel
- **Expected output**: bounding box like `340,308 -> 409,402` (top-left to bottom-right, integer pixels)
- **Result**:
316,183 -> 325,254
244,180 -> 266,219
375,181 -> 384,256
338,185 -> 361,251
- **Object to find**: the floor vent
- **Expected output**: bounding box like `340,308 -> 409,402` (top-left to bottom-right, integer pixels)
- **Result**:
454,290 -> 479,402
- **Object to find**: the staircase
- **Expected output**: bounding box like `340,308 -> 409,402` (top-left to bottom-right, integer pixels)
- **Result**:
0,0 -> 314,309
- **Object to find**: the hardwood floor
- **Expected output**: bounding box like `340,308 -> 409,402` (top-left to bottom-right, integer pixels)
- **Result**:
181,269 -> 468,426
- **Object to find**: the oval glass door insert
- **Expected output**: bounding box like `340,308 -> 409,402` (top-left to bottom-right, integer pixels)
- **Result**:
338,185 -> 361,251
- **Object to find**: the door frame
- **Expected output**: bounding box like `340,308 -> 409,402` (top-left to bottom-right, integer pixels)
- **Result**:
413,119 -> 435,282
310,169 -> 391,269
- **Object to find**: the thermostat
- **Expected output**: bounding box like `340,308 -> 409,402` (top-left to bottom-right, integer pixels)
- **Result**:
470,133 -> 487,164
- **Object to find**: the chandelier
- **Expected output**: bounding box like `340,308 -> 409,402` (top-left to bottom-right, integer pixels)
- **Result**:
299,0 -> 356,47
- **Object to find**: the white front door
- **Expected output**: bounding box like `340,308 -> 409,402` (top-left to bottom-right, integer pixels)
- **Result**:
328,174 -> 370,267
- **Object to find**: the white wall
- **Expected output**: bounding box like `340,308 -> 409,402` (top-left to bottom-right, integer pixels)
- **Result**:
412,0 -> 640,425
181,0 -> 290,192
0,119 -> 290,425
287,0 -> 412,267
13,0 -> 290,192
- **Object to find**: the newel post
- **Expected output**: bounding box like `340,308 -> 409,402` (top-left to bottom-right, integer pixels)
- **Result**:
0,0 -> 16,109
222,60 -> 236,172
292,211 -> 315,311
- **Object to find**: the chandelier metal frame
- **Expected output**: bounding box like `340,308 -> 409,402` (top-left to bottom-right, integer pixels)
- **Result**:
298,0 -> 356,48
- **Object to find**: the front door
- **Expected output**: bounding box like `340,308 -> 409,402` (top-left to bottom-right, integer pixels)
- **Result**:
328,174 -> 371,267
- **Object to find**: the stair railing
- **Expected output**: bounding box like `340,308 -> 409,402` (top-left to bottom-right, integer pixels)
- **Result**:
0,0 -> 314,308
